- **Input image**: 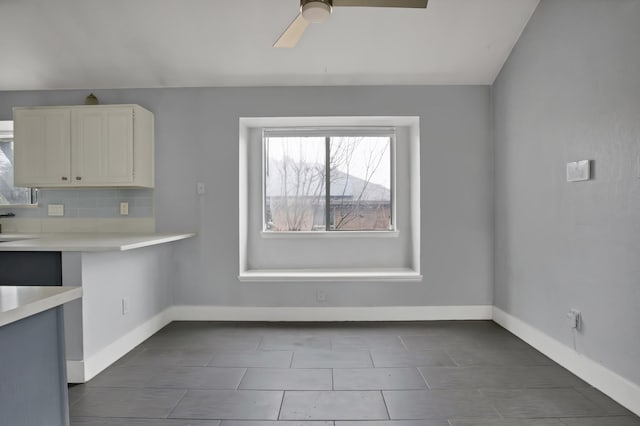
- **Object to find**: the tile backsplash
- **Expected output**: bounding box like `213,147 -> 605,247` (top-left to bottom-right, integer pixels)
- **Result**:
5,188 -> 154,218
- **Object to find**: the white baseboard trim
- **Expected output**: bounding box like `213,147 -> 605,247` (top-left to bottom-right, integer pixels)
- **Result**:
67,308 -> 173,383
493,307 -> 640,417
169,305 -> 493,322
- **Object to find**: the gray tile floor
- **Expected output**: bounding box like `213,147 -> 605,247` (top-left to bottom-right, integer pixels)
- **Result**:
69,321 -> 640,426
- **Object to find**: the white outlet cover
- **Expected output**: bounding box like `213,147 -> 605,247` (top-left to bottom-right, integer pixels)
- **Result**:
120,202 -> 129,215
47,204 -> 64,216
566,309 -> 581,330
567,160 -> 590,182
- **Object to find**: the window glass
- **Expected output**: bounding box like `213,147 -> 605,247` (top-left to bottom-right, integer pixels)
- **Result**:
329,136 -> 391,231
264,131 -> 393,232
0,129 -> 33,206
265,136 -> 326,231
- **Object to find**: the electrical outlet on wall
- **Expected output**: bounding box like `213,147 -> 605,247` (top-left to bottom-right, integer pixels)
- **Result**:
566,160 -> 591,182
47,204 -> 64,216
316,289 -> 327,303
566,309 -> 581,330
120,202 -> 129,216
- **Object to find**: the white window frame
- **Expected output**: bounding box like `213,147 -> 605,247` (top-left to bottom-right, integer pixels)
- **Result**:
239,116 -> 421,282
261,127 -> 397,237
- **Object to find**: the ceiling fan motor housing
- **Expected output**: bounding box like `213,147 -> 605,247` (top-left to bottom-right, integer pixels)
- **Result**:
301,0 -> 333,23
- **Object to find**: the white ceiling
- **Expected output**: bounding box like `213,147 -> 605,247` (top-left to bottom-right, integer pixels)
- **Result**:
0,0 -> 539,91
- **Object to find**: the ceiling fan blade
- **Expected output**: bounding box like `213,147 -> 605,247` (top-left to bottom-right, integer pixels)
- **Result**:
273,13 -> 310,48
333,0 -> 427,7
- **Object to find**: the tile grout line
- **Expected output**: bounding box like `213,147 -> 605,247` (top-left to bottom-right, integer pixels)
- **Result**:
164,388 -> 189,420
380,389 -> 392,421
443,347 -> 461,367
276,389 -> 286,421
398,334 -> 410,351
205,349 -> 217,367
417,365 -> 431,389
256,335 -> 265,351
367,349 -> 375,369
331,368 -> 335,391
479,388 -> 505,420
235,367 -> 249,390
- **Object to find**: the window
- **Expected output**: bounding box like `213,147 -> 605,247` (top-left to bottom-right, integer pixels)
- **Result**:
0,121 -> 35,206
239,116 -> 421,282
263,128 -> 394,233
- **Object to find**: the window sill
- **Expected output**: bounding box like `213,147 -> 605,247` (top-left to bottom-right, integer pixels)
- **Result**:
238,268 -> 422,282
261,230 -> 399,239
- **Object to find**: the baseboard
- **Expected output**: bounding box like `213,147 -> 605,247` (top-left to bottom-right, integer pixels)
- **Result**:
68,308 -> 173,383
169,305 -> 493,322
493,307 -> 640,417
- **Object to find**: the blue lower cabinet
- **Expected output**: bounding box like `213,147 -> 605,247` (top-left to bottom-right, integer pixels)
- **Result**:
0,306 -> 69,426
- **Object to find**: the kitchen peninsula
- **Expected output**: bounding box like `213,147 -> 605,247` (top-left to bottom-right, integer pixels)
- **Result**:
0,286 -> 82,426
0,232 -> 194,382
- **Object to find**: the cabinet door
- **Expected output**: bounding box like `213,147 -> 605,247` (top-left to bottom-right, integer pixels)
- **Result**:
14,109 -> 71,187
71,107 -> 134,186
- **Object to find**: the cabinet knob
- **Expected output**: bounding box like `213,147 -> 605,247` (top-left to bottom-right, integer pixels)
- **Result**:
61,176 -> 68,181
76,176 -> 82,181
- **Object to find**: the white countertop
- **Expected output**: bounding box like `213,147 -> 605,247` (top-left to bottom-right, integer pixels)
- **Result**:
0,286 -> 82,327
0,232 -> 195,252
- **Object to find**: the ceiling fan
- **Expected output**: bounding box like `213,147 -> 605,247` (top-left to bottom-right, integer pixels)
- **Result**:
274,0 -> 428,48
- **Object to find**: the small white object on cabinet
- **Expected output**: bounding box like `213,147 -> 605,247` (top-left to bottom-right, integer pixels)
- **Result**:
13,104 -> 154,188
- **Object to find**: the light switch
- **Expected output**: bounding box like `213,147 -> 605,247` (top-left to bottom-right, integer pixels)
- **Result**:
566,160 -> 591,182
197,182 -> 206,195
47,204 -> 64,216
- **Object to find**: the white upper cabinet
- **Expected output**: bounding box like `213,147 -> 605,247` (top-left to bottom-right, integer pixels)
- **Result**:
13,105 -> 154,188
71,107 -> 134,185
13,108 -> 71,186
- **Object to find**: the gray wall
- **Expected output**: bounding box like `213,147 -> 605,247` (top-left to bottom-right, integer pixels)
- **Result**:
61,245 -> 175,362
81,246 -> 175,358
493,0 -> 640,386
0,85 -> 493,307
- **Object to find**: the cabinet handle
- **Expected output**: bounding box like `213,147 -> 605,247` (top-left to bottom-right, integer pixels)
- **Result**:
76,176 -> 82,181
61,176 -> 68,181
